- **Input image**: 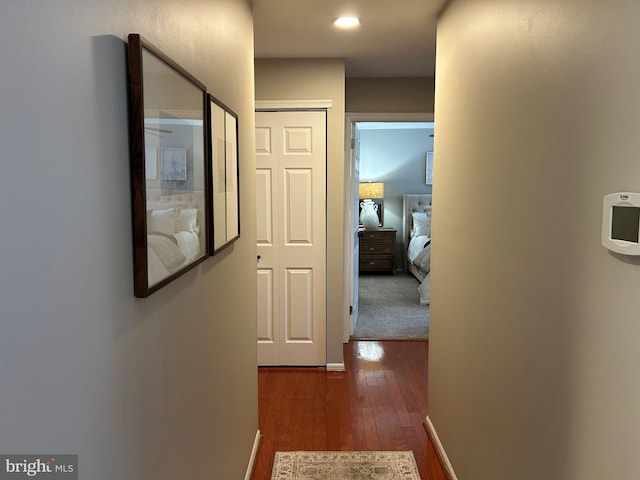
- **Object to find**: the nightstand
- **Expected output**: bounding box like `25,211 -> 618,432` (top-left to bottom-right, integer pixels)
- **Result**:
358,227 -> 397,274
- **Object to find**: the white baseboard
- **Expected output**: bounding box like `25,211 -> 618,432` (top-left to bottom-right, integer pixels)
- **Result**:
326,362 -> 346,372
244,430 -> 261,480
424,416 -> 458,480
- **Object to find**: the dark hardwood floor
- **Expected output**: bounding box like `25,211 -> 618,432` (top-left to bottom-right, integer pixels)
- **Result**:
251,340 -> 447,480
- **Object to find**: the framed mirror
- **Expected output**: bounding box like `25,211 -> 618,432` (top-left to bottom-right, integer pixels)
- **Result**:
208,94 -> 240,254
127,34 -> 210,297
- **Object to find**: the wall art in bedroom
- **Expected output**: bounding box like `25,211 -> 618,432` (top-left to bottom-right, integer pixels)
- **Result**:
425,151 -> 434,185
127,33 -> 211,298
207,94 -> 240,254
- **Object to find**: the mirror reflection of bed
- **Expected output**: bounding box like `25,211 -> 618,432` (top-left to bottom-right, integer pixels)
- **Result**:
143,115 -> 206,288
146,192 -> 205,287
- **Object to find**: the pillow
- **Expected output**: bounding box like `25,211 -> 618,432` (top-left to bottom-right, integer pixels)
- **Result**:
412,211 -> 431,237
175,208 -> 199,233
148,208 -> 178,235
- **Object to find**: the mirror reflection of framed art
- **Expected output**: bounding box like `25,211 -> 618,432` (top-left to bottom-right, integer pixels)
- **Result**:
127,33 -> 210,298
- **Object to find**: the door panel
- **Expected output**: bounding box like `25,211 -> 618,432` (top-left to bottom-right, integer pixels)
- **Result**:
285,268 -> 313,341
256,169 -> 273,244
284,127 -> 313,154
256,121 -> 279,365
257,269 -> 277,364
255,127 -> 271,154
284,169 -> 313,243
256,110 -> 326,366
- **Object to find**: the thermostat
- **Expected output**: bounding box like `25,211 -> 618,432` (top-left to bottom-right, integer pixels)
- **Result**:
602,192 -> 640,255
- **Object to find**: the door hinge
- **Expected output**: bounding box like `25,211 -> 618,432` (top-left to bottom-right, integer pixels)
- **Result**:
350,138 -> 355,149
349,305 -> 353,315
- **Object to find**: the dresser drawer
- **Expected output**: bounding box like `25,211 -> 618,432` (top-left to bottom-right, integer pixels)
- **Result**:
360,243 -> 393,255
358,228 -> 397,274
359,231 -> 394,244
360,256 -> 395,270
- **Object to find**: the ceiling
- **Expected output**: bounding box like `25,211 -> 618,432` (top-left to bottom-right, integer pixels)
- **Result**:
252,0 -> 448,78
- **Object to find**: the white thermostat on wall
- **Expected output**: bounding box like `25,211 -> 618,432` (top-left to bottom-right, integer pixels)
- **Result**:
602,192 -> 640,255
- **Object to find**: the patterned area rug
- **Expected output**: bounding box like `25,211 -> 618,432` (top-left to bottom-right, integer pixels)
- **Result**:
271,451 -> 421,479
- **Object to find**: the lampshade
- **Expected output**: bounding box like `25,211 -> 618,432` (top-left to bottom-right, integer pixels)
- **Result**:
359,182 -> 384,199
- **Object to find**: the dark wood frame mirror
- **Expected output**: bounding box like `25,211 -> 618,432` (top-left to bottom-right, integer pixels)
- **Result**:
127,33 -> 210,297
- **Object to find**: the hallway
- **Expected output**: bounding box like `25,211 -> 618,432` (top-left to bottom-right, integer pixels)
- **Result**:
251,341 -> 446,479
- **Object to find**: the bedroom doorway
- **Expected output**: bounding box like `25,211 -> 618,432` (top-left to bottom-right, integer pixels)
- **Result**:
345,114 -> 434,340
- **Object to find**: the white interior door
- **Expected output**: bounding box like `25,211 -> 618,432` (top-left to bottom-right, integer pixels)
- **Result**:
255,110 -> 327,366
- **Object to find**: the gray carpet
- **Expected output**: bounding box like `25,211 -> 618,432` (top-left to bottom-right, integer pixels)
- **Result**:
353,272 -> 429,340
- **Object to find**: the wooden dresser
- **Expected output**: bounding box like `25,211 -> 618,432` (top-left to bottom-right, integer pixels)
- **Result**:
358,227 -> 397,274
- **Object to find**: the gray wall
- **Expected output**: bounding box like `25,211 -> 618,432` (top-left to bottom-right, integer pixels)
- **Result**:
429,0 -> 640,479
359,126 -> 433,268
346,77 -> 435,113
0,1 -> 258,479
255,58 -> 347,364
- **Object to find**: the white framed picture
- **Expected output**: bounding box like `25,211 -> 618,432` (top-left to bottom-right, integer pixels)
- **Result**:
161,147 -> 187,181
425,151 -> 434,185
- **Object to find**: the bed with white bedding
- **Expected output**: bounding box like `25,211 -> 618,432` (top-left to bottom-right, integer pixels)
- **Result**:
403,194 -> 432,304
146,192 -> 205,287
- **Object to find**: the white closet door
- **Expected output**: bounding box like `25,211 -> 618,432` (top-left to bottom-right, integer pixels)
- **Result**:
256,110 -> 327,366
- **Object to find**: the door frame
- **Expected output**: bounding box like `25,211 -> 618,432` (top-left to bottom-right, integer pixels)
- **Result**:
343,112 -> 434,343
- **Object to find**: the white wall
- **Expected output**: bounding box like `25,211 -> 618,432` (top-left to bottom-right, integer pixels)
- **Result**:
359,126 -> 433,267
0,1 -> 257,479
429,1 -> 640,479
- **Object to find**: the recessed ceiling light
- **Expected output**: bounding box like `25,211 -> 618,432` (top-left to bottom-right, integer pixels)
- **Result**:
333,16 -> 360,28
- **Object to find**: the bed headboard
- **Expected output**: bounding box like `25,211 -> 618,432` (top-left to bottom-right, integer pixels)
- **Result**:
402,194 -> 432,270
146,190 -> 203,209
